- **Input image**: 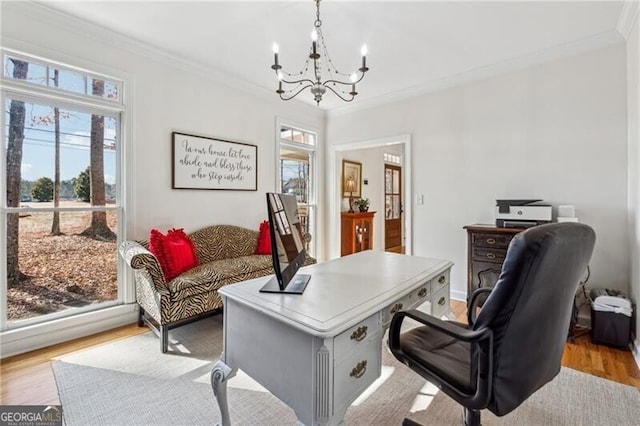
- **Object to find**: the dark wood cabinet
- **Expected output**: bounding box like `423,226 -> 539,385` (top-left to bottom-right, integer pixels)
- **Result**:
463,224 -> 524,299
341,212 -> 376,256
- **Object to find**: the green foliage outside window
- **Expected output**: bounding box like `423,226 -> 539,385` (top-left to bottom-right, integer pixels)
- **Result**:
31,177 -> 54,202
75,167 -> 91,202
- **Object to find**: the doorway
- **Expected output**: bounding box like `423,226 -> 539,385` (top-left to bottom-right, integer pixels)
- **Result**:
384,163 -> 403,253
329,135 -> 411,260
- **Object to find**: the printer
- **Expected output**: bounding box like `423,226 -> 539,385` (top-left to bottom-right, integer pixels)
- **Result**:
495,199 -> 552,228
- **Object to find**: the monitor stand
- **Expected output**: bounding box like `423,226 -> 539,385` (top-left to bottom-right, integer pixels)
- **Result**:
259,274 -> 311,294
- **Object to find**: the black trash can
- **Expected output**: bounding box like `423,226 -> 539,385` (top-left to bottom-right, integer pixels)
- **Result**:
590,288 -> 632,347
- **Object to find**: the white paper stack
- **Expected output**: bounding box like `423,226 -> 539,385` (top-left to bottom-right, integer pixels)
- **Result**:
557,205 -> 578,222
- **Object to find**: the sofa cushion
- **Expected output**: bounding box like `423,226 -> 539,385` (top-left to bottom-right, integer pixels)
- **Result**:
190,225 -> 259,263
255,220 -> 272,255
149,228 -> 199,281
168,255 -> 273,301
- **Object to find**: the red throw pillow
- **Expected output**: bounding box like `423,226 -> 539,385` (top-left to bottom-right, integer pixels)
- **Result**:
148,228 -> 199,281
255,220 -> 271,255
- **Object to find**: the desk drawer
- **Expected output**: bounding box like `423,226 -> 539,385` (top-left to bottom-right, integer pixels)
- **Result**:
381,294 -> 412,327
408,283 -> 430,308
334,337 -> 381,409
334,314 -> 380,361
431,270 -> 450,295
431,284 -> 450,318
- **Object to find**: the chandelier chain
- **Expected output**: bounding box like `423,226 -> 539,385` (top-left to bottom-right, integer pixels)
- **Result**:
315,0 -> 321,27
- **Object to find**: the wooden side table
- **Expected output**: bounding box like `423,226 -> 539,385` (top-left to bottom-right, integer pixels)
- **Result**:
341,211 -> 376,256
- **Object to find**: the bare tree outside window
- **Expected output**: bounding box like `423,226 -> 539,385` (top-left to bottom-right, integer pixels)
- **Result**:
51,69 -> 61,235
80,80 -> 115,240
6,59 -> 28,288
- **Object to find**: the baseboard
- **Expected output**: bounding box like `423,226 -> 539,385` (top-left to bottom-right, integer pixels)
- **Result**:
0,304 -> 138,359
450,289 -> 466,302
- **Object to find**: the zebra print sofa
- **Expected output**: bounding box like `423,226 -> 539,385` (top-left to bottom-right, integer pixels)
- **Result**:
120,224 -> 316,353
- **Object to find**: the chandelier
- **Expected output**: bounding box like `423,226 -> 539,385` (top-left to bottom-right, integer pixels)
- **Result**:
271,0 -> 369,106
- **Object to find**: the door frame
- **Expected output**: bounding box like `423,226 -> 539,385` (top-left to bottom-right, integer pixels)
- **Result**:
328,134 -> 412,260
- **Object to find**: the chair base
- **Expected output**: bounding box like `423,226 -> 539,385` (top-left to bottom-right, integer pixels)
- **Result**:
401,408 -> 480,426
464,407 -> 480,426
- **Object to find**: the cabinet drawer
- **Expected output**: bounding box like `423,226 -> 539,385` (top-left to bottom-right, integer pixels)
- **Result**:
471,233 -> 513,248
334,314 -> 380,361
334,338 -> 381,409
431,284 -> 450,318
472,247 -> 507,263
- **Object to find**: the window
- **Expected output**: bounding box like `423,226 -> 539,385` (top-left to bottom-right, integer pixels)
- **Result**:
4,52 -> 121,102
1,50 -> 125,329
280,127 -> 315,146
384,152 -> 401,165
278,123 -> 317,257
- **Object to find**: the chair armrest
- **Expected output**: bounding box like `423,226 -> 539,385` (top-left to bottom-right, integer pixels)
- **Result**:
467,287 -> 493,325
388,309 -> 494,410
389,309 -> 492,350
119,240 -> 167,292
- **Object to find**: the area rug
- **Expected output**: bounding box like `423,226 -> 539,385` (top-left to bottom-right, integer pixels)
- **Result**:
53,315 -> 640,425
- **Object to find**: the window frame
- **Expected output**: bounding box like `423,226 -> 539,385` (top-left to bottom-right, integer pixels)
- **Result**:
0,48 -> 129,333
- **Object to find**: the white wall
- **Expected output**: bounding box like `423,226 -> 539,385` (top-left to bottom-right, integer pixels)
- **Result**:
1,2 -> 325,242
625,6 -> 640,358
327,45 -> 629,300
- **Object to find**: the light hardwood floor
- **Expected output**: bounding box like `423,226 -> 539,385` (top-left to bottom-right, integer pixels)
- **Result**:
1,300 -> 639,406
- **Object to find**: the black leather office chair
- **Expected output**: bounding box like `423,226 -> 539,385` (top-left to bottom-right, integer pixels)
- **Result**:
388,222 -> 596,426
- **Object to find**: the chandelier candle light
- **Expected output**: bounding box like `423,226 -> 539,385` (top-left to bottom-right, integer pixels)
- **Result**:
271,0 -> 369,106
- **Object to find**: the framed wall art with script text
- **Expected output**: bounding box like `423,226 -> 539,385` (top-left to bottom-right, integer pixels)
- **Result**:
172,132 -> 258,191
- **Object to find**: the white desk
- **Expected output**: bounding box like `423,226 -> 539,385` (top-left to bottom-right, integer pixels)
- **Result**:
210,251 -> 453,425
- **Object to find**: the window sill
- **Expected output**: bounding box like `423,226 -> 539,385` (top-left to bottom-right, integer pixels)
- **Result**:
1,304 -> 138,359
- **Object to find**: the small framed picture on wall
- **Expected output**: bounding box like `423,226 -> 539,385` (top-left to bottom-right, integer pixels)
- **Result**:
342,160 -> 362,198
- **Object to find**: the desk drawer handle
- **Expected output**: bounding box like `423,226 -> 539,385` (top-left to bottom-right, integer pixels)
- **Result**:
486,253 -> 496,259
349,360 -> 368,379
438,296 -> 446,306
418,288 -> 427,298
438,275 -> 446,284
486,238 -> 496,244
390,303 -> 403,315
350,326 -> 368,342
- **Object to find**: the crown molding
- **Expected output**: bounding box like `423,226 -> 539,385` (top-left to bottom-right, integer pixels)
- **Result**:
327,30 -> 624,118
7,1 -> 302,109
617,1 -> 640,40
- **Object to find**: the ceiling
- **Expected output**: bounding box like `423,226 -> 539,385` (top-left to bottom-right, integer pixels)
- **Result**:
39,1 -> 626,111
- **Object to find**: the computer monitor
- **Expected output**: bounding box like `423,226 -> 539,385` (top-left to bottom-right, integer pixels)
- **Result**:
259,192 -> 311,294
